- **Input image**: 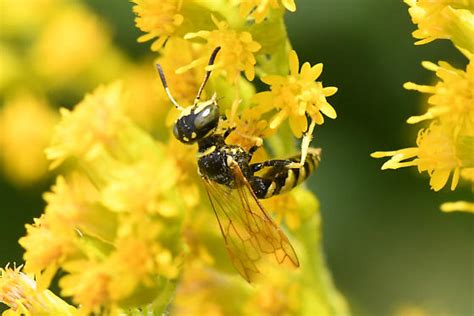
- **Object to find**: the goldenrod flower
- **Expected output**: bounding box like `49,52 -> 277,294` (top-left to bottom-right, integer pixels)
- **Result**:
0,0 -> 58,39
133,0 -> 184,51
245,273 -> 300,315
262,187 -> 319,230
31,5 -> 110,81
173,264 -> 251,316
404,59 -> 473,125
44,174 -> 118,242
0,94 -> 57,185
404,0 -> 474,52
372,122 -> 468,191
19,215 -> 77,288
179,16 -> 261,82
225,107 -> 270,149
45,82 -> 128,169
237,0 -> 297,23
59,260 -> 113,315
253,50 -> 337,137
101,156 -> 181,218
374,1 -> 473,204
0,265 -> 76,316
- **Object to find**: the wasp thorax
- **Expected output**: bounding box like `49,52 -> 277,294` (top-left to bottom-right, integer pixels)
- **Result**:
173,99 -> 220,144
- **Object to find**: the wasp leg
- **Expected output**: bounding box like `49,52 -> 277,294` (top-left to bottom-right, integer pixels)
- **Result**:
248,143 -> 261,155
249,151 -> 321,199
223,126 -> 236,139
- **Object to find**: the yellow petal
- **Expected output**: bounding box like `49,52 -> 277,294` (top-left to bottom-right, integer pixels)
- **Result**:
319,102 -> 337,119
323,86 -> 338,96
309,63 -> 323,81
440,201 -> 474,213
282,0 -> 296,12
245,65 -> 255,81
289,50 -> 299,76
430,169 -> 451,191
289,114 -> 307,138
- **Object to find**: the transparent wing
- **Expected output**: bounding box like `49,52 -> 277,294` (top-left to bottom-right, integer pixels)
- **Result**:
202,162 -> 299,282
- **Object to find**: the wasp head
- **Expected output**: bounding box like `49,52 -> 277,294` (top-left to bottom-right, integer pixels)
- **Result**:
173,95 -> 220,144
156,47 -> 222,145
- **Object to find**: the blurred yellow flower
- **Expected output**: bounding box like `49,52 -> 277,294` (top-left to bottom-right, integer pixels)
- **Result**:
253,50 -> 337,137
133,0 -> 184,51
0,265 -> 76,316
173,264 -> 251,316
101,156 -> 180,218
404,0 -> 474,52
31,5 -> 110,81
44,174 -> 118,242
0,94 -> 58,185
440,200 -> 474,213
392,305 -> 430,316
59,259 -> 113,315
19,215 -> 77,287
0,0 -> 58,39
180,16 -> 261,82
45,82 -> 128,169
237,0 -> 297,23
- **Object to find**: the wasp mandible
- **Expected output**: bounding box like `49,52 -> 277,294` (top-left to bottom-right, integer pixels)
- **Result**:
156,47 -> 320,282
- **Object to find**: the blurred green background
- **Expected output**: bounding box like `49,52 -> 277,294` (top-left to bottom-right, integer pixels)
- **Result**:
0,1 -> 472,315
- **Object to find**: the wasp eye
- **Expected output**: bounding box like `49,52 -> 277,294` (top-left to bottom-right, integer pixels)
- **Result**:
173,123 -> 180,139
194,105 -> 218,129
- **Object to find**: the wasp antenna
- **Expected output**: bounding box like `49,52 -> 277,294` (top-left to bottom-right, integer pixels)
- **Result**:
156,64 -> 183,110
195,46 -> 221,103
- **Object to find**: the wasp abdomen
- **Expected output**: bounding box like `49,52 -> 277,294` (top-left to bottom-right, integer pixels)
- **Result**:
250,152 -> 320,199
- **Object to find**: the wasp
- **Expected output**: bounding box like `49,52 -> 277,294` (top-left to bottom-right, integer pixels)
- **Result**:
156,47 -> 320,282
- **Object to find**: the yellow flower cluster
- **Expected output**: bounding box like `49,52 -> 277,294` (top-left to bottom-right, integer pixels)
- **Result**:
372,1 -> 473,213
13,83 -> 190,315
0,0 -> 129,186
2,1 -> 347,315
404,0 -> 474,51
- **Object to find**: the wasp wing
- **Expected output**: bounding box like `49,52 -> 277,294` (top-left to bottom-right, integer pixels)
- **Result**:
202,162 -> 299,282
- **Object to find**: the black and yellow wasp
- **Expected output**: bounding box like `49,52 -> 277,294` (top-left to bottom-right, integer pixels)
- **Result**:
156,47 -> 320,282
